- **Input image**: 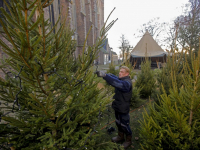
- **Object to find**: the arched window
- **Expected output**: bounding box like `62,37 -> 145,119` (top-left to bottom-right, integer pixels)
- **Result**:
88,0 -> 92,21
94,2 -> 98,28
71,0 -> 77,36
48,0 -> 61,32
0,1 -> 4,25
0,0 -> 11,27
80,0 -> 85,14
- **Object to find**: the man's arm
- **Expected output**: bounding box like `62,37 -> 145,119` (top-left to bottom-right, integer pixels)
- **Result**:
103,74 -> 131,92
107,73 -> 118,79
95,71 -> 118,78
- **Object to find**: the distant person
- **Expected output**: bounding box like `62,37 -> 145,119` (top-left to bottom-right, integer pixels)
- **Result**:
95,66 -> 132,149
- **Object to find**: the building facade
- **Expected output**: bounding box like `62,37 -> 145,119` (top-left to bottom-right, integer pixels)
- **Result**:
43,0 -> 106,63
0,0 -> 107,77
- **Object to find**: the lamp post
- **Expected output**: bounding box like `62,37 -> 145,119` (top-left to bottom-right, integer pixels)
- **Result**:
110,47 -> 113,63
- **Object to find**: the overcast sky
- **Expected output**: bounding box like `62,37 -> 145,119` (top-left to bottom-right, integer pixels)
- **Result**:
104,0 -> 189,55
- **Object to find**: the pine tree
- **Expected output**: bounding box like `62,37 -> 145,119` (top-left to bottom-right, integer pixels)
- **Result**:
135,59 -> 156,98
123,58 -> 136,79
130,86 -> 142,108
139,49 -> 200,150
157,53 -> 183,95
107,62 -> 118,76
153,53 -> 183,104
0,0 -> 120,149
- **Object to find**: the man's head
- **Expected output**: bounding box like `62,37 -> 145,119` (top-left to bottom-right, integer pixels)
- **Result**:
119,66 -> 130,78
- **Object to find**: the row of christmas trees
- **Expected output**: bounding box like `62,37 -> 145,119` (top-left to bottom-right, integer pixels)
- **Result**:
139,49 -> 200,149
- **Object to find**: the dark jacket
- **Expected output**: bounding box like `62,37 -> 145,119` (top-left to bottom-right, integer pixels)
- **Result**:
103,74 -> 132,113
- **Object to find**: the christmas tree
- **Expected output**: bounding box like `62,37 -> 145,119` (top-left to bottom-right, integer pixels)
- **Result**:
0,0 -> 120,149
139,49 -> 200,149
135,59 -> 156,98
156,52 -> 183,95
152,52 -> 184,105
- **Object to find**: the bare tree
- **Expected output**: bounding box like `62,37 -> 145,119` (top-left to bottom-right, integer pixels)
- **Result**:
119,34 -> 132,61
136,17 -> 166,45
176,0 -> 200,56
162,22 -> 179,52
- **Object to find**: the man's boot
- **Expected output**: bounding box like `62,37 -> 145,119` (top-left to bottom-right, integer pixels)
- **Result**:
122,135 -> 132,149
112,131 -> 125,143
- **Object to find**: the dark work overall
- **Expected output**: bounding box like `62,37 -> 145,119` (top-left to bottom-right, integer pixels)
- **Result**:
112,76 -> 132,135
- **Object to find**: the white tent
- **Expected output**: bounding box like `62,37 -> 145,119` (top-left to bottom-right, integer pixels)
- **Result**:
131,31 -> 167,57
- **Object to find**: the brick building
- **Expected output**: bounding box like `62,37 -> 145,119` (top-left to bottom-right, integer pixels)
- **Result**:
0,0 -> 108,77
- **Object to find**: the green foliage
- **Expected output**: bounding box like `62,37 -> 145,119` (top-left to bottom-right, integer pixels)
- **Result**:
107,63 -> 119,76
153,68 -> 162,79
102,63 -> 117,95
130,85 -> 142,108
163,55 -> 183,92
135,59 -> 156,98
122,58 -> 136,79
107,59 -> 136,79
153,54 -> 184,105
139,51 -> 200,150
126,61 -> 136,79
0,1 -> 119,149
151,68 -> 162,102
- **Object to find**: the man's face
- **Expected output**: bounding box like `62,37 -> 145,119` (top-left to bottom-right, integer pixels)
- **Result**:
119,68 -> 129,78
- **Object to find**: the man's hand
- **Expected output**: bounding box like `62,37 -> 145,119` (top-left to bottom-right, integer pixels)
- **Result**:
95,71 -> 106,77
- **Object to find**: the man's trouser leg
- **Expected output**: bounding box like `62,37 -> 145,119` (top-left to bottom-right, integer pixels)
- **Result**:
111,111 -> 125,143
119,112 -> 132,149
112,111 -> 132,149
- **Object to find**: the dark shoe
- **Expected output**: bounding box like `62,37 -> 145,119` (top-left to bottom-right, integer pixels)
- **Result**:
122,135 -> 132,149
112,131 -> 125,143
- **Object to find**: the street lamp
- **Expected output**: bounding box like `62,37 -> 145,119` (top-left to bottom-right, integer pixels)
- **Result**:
110,47 -> 113,63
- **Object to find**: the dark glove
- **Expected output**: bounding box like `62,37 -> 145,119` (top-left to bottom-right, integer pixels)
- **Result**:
95,71 -> 106,77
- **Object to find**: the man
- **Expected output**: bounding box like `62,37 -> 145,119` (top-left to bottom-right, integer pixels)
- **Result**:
96,66 -> 132,149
